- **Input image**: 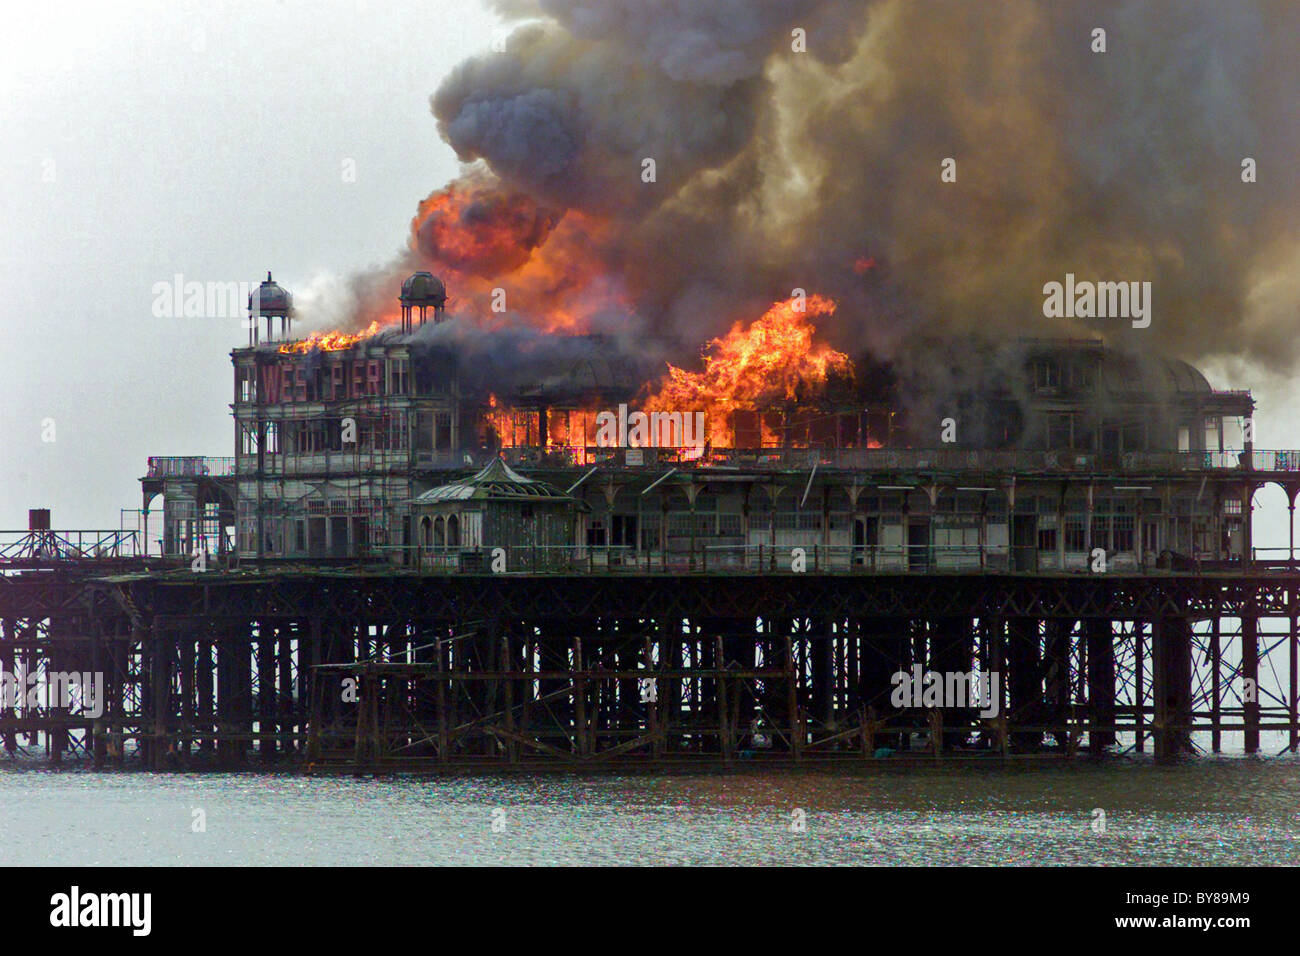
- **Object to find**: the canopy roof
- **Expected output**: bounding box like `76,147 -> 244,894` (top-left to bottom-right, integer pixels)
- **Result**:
413,458 -> 577,504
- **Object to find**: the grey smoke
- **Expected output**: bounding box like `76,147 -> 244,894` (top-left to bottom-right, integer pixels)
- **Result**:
438,0 -> 1299,371
324,0 -> 1300,413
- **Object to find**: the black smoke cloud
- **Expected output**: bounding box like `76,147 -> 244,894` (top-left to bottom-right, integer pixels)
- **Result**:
422,0 -> 1300,378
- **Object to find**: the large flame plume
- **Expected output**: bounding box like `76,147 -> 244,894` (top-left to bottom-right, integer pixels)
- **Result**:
285,0 -> 1300,421
644,295 -> 851,446
406,169 -> 631,335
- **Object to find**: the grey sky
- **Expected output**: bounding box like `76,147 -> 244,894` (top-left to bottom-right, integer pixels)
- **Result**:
1,0 -> 498,528
3,0 -> 1299,555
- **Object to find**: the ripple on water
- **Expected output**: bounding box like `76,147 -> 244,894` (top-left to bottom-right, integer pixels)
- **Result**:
0,759 -> 1297,865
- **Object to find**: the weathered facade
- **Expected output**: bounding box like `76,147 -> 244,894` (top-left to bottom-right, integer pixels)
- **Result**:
141,275 -> 1263,578
409,458 -> 586,570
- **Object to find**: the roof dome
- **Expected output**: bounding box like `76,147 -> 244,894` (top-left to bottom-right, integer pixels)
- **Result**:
401,271 -> 447,308
1097,351 -> 1213,396
414,458 -> 576,504
248,272 -> 292,317
1159,357 -> 1213,394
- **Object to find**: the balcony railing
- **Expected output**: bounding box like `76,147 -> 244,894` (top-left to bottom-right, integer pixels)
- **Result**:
146,456 -> 236,478
151,447 -> 1300,480
374,543 -> 1199,575
1122,450 -> 1300,472
501,446 -> 1300,474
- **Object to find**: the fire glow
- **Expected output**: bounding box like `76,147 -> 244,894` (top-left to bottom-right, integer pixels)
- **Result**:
279,321 -> 380,354
277,163 -> 859,446
479,294 -> 859,455
594,405 -> 706,451
408,177 -> 625,334
643,295 -> 853,447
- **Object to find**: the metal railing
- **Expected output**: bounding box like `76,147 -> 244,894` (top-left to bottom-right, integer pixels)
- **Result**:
1122,449 -> 1300,472
377,543 -> 1020,574
149,447 -> 1300,479
496,446 -> 1300,474
1246,450 -> 1300,472
359,542 -> 1290,575
1249,547 -> 1300,569
0,529 -> 142,562
145,456 -> 236,478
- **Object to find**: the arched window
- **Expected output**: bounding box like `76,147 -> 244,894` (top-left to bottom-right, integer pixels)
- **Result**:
419,516 -> 432,547
447,513 -> 460,548
434,515 -> 446,548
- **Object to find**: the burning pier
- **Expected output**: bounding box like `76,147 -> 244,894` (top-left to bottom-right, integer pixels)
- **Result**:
2,272 -> 1299,771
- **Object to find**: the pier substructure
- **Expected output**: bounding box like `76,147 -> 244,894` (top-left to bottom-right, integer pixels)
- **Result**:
34,570 -> 1288,770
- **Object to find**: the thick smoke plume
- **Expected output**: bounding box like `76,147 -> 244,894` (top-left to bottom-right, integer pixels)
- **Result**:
322,0 -> 1300,387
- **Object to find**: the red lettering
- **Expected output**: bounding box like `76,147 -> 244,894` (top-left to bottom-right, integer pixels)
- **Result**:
258,364 -> 281,404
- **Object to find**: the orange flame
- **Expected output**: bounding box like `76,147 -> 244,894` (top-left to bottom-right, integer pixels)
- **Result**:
279,321 -> 380,354
412,182 -> 559,278
408,181 -> 629,334
475,296 -> 862,458
643,295 -> 852,447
